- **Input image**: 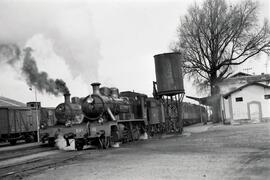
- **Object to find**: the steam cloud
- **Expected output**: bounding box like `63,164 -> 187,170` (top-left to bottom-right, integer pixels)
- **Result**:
55,135 -> 75,151
0,44 -> 20,65
0,44 -> 69,95
0,1 -> 101,83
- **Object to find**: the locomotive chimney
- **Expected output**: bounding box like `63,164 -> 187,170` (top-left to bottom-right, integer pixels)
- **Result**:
64,93 -> 71,104
91,82 -> 101,95
110,87 -> 119,98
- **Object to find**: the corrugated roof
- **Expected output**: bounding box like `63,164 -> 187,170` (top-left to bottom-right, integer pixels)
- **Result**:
0,96 -> 26,107
220,73 -> 270,84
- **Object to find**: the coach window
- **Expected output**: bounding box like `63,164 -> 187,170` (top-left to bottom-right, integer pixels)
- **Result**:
235,97 -> 243,102
264,94 -> 270,99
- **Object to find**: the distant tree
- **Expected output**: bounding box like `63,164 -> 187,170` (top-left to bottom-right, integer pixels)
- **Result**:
172,0 -> 270,122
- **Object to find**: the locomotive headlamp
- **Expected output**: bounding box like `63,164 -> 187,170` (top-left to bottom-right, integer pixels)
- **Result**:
65,120 -> 72,127
40,123 -> 46,129
86,97 -> 94,104
98,117 -> 104,124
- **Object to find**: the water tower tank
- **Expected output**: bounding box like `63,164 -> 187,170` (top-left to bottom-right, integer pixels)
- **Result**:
154,52 -> 184,96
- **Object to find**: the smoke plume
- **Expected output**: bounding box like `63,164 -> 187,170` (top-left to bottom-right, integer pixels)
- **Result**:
0,44 -> 69,95
0,1 -> 101,83
23,47 -> 69,95
0,44 -> 21,65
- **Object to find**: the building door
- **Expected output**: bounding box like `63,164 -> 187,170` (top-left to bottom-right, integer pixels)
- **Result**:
248,102 -> 261,123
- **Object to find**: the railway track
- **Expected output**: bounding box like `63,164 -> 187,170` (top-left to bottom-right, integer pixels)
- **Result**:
0,144 -> 59,179
0,142 -> 105,179
0,145 -> 56,162
0,148 -> 84,180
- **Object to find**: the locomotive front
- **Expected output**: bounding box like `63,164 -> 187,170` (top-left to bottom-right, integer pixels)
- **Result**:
81,83 -> 130,122
55,93 -> 84,126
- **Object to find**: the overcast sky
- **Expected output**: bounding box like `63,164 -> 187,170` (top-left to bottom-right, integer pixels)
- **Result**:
0,0 -> 269,106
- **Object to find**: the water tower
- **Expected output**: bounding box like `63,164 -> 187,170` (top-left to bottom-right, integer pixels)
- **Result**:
153,52 -> 185,133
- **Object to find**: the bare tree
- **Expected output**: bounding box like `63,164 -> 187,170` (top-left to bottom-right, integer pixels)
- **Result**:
172,0 -> 270,122
173,0 -> 270,94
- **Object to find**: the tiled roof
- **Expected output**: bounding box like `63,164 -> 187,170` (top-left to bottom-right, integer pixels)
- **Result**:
220,73 -> 270,83
229,72 -> 252,78
223,82 -> 270,98
0,96 -> 26,107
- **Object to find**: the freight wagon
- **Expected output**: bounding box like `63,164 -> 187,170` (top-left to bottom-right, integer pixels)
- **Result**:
26,102 -> 57,131
0,106 -> 37,145
0,102 -> 57,145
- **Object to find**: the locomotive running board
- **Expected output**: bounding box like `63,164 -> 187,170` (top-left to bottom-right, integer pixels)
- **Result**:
117,118 -> 146,122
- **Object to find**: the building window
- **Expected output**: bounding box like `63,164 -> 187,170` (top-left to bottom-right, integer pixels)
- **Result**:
264,94 -> 270,99
235,97 -> 243,102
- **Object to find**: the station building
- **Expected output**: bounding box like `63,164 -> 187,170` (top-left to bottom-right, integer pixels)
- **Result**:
187,72 -> 270,125
218,73 -> 270,124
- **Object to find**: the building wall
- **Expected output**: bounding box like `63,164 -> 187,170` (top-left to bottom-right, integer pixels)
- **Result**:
221,97 -> 231,122
223,85 -> 270,123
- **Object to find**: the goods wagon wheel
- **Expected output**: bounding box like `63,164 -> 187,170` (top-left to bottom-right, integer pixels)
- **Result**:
48,137 -> 55,147
25,134 -> 35,143
9,140 -> 17,145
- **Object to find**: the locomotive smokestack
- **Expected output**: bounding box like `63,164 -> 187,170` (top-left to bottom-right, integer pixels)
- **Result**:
64,93 -> 71,104
110,87 -> 119,98
91,82 -> 101,95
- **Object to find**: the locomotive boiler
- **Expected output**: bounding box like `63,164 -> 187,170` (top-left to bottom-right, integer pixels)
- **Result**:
81,83 -> 130,122
55,93 -> 84,125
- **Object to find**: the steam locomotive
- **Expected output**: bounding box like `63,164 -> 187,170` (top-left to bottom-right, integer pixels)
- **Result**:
40,82 -> 208,150
40,83 -> 148,150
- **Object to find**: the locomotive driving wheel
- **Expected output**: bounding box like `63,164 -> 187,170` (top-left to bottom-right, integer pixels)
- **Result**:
103,136 -> 111,149
132,126 -> 140,141
75,139 -> 84,151
98,136 -> 111,149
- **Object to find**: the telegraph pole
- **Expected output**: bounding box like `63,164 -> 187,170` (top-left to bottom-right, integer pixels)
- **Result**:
34,87 -> 40,143
265,57 -> 269,74
30,86 -> 40,143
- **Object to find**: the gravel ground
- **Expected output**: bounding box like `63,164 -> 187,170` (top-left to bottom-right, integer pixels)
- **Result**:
28,122 -> 270,180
